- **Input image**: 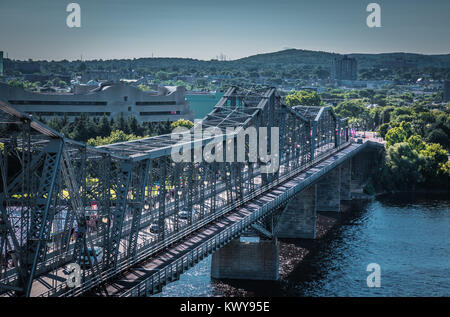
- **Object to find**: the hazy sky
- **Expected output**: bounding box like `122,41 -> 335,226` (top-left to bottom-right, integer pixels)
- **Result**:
0,0 -> 449,61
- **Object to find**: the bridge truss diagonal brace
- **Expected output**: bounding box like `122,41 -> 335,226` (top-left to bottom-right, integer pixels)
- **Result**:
24,139 -> 63,297
127,160 -> 149,259
104,162 -> 132,270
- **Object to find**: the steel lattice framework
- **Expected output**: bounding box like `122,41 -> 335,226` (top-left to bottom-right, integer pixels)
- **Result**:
0,86 -> 349,297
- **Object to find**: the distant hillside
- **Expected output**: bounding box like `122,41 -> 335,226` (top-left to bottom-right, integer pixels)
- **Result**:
348,52 -> 450,69
4,49 -> 450,80
233,49 -> 341,67
235,49 -> 450,69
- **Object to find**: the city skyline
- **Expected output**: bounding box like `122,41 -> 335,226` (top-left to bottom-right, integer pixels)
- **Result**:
0,0 -> 449,61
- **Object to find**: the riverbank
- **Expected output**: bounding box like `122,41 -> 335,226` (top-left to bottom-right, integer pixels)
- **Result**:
374,189 -> 450,198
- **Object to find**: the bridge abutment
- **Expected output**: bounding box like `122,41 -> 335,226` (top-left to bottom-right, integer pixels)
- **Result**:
274,184 -> 317,238
316,167 -> 341,212
211,238 -> 279,281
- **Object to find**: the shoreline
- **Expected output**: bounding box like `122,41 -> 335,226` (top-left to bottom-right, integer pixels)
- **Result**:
374,189 -> 450,198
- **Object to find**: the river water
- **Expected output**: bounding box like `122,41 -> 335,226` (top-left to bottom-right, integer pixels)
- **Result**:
153,193 -> 450,297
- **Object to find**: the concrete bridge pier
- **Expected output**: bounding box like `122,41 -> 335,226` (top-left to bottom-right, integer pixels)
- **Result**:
351,151 -> 371,190
211,237 -> 279,281
274,184 -> 317,239
316,167 -> 341,212
340,160 -> 352,201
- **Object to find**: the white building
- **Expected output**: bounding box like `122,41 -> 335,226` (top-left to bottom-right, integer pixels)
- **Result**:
0,82 -> 194,123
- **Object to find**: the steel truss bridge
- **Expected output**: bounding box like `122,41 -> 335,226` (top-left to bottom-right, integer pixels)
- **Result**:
0,86 -> 351,297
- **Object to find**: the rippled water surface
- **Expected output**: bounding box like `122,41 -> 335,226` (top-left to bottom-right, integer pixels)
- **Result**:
154,193 -> 450,297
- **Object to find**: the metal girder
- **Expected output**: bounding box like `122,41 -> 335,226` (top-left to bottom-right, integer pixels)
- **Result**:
127,160 -> 149,259
24,139 -> 63,296
103,162 -> 132,270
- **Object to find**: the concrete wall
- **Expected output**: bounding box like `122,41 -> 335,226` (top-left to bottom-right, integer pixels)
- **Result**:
211,238 -> 279,281
340,160 -> 352,200
274,184 -> 317,238
317,166 -> 341,212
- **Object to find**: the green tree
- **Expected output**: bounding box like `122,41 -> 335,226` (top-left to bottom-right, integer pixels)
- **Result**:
419,143 -> 450,188
426,128 -> 448,148
378,123 -> 390,139
113,113 -> 128,133
385,122 -> 414,148
171,119 -> 194,130
407,135 -> 426,152
285,90 -> 322,107
87,130 -> 144,146
98,114 -> 111,137
385,142 -> 425,189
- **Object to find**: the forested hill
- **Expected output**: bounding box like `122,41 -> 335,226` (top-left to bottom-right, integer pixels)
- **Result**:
233,49 -> 341,67
234,49 -> 450,68
6,49 -> 450,70
4,49 -> 450,83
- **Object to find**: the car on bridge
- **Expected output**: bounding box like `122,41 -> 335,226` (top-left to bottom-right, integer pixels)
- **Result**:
149,222 -> 160,234
79,246 -> 103,269
178,210 -> 196,220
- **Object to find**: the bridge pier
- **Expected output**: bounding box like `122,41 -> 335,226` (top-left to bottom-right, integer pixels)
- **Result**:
351,151 -> 369,190
316,167 -> 341,212
211,238 -> 279,281
340,160 -> 352,201
274,184 -> 317,239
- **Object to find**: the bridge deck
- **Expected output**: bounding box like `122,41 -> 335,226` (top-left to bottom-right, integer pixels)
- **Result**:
95,143 -> 368,297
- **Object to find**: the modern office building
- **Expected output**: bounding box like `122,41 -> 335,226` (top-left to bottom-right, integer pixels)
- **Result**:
186,91 -> 224,119
331,55 -> 357,81
444,80 -> 450,102
0,82 -> 194,123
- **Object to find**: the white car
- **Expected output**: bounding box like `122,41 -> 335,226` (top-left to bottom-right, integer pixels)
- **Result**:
79,246 -> 103,269
149,223 -> 160,234
178,210 -> 189,220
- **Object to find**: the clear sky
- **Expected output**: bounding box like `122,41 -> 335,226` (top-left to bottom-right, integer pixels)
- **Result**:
0,0 -> 449,61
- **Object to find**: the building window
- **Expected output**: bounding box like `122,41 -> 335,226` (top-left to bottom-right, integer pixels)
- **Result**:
139,111 -> 180,116
124,96 -> 128,101
9,100 -> 107,106
128,107 -> 132,111
135,101 -> 177,106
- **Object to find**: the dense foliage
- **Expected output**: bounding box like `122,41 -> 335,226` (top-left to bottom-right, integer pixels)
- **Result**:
42,114 -> 193,145
284,88 -> 450,192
